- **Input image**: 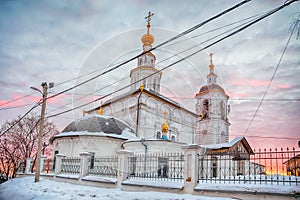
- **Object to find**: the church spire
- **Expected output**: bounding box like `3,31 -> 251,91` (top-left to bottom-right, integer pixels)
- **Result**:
130,12 -> 162,93
207,53 -> 217,84
141,11 -> 155,49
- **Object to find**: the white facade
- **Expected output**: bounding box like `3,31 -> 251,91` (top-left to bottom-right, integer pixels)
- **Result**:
94,89 -> 197,144
195,54 -> 230,145
53,135 -> 124,157
55,19 -> 243,160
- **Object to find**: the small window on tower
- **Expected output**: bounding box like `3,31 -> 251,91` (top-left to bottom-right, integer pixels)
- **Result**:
203,99 -> 209,117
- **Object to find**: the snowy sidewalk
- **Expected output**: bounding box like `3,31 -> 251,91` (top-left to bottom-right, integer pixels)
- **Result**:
0,177 -> 231,200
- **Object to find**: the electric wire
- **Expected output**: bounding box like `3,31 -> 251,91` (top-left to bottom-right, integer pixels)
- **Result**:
0,103 -> 37,111
45,0 -> 252,102
0,99 -> 42,137
45,1 -> 255,114
0,1 -> 253,111
46,0 -> 297,120
0,93 -> 36,107
244,12 -> 300,134
0,0 -> 252,137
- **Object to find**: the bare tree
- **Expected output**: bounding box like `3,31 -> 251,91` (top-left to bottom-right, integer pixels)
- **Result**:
0,112 -> 58,180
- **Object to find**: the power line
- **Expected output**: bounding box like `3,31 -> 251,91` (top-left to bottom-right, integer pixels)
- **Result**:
164,10 -> 268,49
165,97 -> 300,101
244,12 -> 300,134
0,93 -> 37,107
0,1 -> 251,136
0,100 -> 41,137
231,134 -> 300,140
46,0 -> 297,119
45,0 -> 251,102
47,17 -> 261,114
0,103 -> 37,111
0,1 -> 253,111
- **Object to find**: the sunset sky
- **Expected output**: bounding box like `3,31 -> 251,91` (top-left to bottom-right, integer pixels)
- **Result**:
0,0 -> 299,150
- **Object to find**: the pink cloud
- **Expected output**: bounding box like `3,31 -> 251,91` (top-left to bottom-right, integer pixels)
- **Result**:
230,79 -> 270,87
226,91 -> 250,98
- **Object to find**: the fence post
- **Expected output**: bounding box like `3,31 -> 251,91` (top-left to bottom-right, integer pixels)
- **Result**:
40,155 -> 47,173
181,144 -> 201,193
54,154 -> 66,176
117,150 -> 133,187
25,158 -> 32,174
79,152 -> 92,179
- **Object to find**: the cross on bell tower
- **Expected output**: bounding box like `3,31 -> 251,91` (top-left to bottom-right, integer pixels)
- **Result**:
130,11 -> 162,93
145,11 -> 154,34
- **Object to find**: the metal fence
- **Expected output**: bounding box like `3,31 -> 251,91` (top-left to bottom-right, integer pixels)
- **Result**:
198,147 -> 299,186
61,157 -> 81,175
43,159 -> 55,174
128,152 -> 184,181
87,156 -> 118,178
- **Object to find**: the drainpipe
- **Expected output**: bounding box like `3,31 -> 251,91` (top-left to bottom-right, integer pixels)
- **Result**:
136,85 -> 144,137
141,138 -> 148,177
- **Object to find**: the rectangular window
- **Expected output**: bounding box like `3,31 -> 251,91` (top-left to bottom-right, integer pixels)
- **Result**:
53,150 -> 59,170
129,157 -> 137,175
158,157 -> 168,178
90,153 -> 95,169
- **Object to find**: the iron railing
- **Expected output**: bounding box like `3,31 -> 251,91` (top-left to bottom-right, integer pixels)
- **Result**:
198,147 -> 299,186
43,159 -> 55,174
128,152 -> 184,181
87,156 -> 118,178
61,157 -> 80,175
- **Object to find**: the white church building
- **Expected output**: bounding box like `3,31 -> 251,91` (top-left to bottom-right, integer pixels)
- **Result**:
49,14 -> 255,188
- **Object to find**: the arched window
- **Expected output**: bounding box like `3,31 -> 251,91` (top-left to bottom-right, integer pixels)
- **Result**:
203,99 -> 209,118
156,131 -> 162,139
171,135 -> 176,141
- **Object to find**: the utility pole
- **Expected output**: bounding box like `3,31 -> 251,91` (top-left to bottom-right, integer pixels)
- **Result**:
32,82 -> 48,182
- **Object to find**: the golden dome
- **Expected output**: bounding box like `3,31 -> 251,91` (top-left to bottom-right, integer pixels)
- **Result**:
161,119 -> 169,133
141,33 -> 155,46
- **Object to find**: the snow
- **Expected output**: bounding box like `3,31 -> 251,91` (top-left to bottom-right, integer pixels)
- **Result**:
56,130 -> 137,140
82,175 -> 117,184
0,177 -> 232,200
200,137 -> 244,149
195,181 -> 300,194
122,178 -> 184,189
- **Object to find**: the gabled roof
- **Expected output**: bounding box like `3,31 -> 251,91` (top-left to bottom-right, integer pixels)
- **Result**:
283,154 -> 300,164
87,88 -> 197,117
201,137 -> 254,155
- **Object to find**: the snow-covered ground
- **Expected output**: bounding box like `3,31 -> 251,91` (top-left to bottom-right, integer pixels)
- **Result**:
0,177 -> 232,200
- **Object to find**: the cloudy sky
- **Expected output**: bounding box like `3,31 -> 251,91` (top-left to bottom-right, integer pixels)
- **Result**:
0,0 -> 299,149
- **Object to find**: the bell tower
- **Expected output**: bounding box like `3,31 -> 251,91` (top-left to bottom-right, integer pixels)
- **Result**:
195,53 -> 230,145
130,12 -> 162,93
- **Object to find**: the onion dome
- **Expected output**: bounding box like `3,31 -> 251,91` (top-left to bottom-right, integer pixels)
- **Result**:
142,11 -> 155,47
161,111 -> 169,134
141,33 -> 155,46
199,84 -> 226,95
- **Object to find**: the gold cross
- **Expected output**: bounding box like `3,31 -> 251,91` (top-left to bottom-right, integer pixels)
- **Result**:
145,11 -> 154,34
209,53 -> 213,64
209,53 -> 214,70
145,11 -> 154,24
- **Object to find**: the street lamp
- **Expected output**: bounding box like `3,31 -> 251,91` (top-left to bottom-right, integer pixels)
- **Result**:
30,82 -> 53,182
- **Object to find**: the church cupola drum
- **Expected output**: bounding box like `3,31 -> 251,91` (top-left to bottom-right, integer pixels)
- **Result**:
130,12 -> 162,93
195,53 -> 230,145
